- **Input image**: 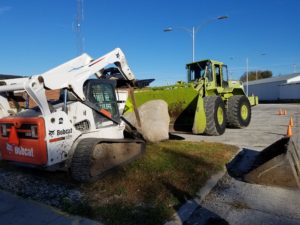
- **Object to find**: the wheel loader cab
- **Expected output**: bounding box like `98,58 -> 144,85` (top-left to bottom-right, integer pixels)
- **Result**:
187,60 -> 227,89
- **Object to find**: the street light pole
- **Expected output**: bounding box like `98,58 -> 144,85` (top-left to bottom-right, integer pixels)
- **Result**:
164,16 -> 228,62
192,26 -> 195,62
245,53 -> 266,96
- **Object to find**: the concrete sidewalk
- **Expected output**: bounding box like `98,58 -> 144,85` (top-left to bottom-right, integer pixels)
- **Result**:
0,190 -> 101,225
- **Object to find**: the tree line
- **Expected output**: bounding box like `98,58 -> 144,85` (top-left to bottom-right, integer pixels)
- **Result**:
240,70 -> 272,82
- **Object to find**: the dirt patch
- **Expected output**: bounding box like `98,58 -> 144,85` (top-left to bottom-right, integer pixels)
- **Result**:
228,200 -> 251,210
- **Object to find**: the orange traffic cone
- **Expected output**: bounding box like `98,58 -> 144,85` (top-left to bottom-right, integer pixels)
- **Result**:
284,110 -> 288,116
286,125 -> 293,137
278,109 -> 283,115
289,115 -> 294,127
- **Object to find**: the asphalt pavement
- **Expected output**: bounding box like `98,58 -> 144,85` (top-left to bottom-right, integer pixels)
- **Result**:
167,103 -> 300,225
0,190 -> 102,225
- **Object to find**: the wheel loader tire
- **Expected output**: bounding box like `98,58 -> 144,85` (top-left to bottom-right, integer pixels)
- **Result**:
204,96 -> 226,136
227,95 -> 251,128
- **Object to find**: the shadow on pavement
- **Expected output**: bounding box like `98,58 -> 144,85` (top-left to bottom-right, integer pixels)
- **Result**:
169,133 -> 185,140
184,206 -> 229,225
163,182 -> 229,225
226,148 -> 260,180
264,132 -> 286,136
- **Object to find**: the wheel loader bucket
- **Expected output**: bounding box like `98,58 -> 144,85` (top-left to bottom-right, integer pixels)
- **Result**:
245,136 -> 300,189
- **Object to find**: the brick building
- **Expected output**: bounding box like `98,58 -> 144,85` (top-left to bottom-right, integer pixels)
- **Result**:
0,74 -> 60,109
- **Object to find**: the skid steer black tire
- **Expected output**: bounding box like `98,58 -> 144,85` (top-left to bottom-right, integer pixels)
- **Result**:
70,138 -> 145,182
227,95 -> 251,128
204,96 -> 226,136
70,138 -> 100,182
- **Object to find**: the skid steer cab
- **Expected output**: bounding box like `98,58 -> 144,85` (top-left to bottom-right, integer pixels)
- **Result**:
0,48 -> 145,182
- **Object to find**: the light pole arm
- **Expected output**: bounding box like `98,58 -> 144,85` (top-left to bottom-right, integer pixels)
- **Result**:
163,15 -> 228,62
164,26 -> 195,61
195,15 -> 229,32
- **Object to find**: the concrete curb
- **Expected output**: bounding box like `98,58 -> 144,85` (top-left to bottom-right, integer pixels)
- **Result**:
164,145 -> 244,225
164,170 -> 226,225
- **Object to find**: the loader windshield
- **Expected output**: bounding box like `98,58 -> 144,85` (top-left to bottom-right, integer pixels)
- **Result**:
187,62 -> 207,82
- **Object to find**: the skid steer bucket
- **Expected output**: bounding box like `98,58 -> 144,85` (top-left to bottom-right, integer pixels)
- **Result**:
244,136 -> 300,189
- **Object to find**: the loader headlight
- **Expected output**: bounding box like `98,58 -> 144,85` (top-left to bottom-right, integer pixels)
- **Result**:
31,125 -> 38,138
0,124 -> 7,137
24,125 -> 38,138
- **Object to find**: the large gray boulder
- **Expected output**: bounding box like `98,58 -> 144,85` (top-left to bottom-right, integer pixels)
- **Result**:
124,100 -> 170,142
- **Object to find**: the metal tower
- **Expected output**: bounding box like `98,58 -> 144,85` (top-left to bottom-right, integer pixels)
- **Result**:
76,0 -> 84,55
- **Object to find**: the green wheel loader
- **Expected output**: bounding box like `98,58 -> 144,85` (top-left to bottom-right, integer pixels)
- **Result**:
124,59 -> 258,136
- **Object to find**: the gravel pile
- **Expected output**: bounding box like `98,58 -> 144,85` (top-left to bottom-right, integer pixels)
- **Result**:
0,167 -> 84,208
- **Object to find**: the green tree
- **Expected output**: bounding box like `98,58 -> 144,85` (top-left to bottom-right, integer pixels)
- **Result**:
240,70 -> 272,82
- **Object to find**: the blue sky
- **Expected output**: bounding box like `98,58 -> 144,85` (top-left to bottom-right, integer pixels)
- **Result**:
0,0 -> 299,85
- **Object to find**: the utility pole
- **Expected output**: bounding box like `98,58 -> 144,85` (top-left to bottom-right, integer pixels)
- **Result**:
292,64 -> 297,73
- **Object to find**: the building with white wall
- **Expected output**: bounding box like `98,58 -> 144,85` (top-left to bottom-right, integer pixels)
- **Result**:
245,73 -> 300,102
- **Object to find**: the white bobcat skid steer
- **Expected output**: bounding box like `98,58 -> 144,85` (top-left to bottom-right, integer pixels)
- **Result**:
0,48 -> 145,182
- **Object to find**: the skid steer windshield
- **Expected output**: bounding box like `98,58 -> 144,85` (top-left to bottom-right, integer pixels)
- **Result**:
85,80 -> 120,126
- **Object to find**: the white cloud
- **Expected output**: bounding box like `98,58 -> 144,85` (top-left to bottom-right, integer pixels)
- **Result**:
0,6 -> 12,15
